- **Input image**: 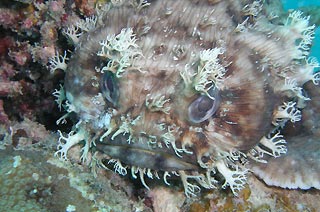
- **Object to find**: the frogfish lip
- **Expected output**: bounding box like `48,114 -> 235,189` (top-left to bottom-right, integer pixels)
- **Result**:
96,134 -> 199,172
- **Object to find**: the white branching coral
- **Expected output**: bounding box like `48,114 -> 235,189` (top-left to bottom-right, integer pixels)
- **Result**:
272,101 -> 301,126
131,166 -> 156,190
280,77 -> 309,100
286,11 -> 314,37
179,171 -> 202,198
63,16 -> 97,45
111,114 -> 141,143
94,112 -> 112,129
180,64 -> 195,92
284,11 -> 315,60
145,94 -> 171,114
278,57 -> 319,99
160,125 -> 192,157
242,0 -> 263,17
195,48 -> 226,97
97,28 -> 143,77
178,149 -> 249,197
234,17 -> 250,33
180,47 -> 226,98
293,57 -> 320,85
55,99 -> 79,125
76,16 -> 97,32
108,159 -> 128,176
49,51 -> 68,73
215,160 -> 248,196
52,84 -> 65,111
130,0 -> 150,11
249,132 -> 287,163
259,133 -> 287,157
65,100 -> 78,113
55,128 -> 88,161
62,25 -> 82,45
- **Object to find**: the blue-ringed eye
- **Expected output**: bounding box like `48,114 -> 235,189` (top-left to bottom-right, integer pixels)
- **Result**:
101,71 -> 119,107
188,87 -> 221,123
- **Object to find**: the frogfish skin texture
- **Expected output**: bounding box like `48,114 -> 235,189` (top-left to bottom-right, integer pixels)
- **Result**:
52,0 -> 320,197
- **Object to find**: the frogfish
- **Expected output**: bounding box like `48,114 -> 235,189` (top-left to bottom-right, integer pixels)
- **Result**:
51,0 -> 320,197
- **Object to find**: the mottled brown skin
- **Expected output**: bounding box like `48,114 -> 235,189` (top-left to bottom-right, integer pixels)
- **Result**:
65,0 -> 280,171
206,44 -> 276,151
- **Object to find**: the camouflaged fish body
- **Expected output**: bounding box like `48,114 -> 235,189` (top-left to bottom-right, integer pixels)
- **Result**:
52,0 -> 320,197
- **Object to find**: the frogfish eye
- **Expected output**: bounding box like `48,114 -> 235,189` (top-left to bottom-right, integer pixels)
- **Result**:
188,87 -> 221,123
101,71 -> 119,107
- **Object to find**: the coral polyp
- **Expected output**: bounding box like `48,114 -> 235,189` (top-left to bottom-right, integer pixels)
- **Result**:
53,0 -> 320,197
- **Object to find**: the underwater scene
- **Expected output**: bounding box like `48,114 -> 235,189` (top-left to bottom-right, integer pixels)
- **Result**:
0,0 -> 320,211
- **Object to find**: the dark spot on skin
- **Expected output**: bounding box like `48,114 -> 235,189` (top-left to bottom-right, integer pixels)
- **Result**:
154,154 -> 167,169
153,44 -> 167,55
194,132 -> 210,150
156,70 -> 167,80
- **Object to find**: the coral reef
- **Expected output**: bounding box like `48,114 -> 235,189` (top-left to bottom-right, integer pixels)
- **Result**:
0,148 -> 94,211
0,146 -> 149,211
0,0 -> 320,211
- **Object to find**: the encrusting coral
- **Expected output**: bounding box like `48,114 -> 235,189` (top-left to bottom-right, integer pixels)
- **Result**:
51,0 -> 320,198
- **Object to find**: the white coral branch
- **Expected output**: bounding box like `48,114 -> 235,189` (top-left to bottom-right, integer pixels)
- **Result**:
108,159 -> 127,176
180,48 -> 226,98
161,125 -> 192,157
97,28 -> 143,77
95,112 -> 112,129
130,0 -> 150,11
281,77 -> 309,100
52,84 -> 65,111
65,100 -> 78,113
242,0 -> 263,17
295,57 -> 320,85
194,48 -> 226,98
180,64 -> 196,90
54,129 -> 87,161
272,101 -> 301,125
131,166 -> 151,190
62,25 -> 82,45
80,138 -> 92,164
179,171 -> 202,198
285,11 -> 315,59
234,17 -> 250,33
256,132 -> 287,158
111,114 -> 140,143
49,51 -> 68,73
163,171 -> 172,185
145,94 -> 171,114
76,16 -> 97,32
216,160 -> 248,196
